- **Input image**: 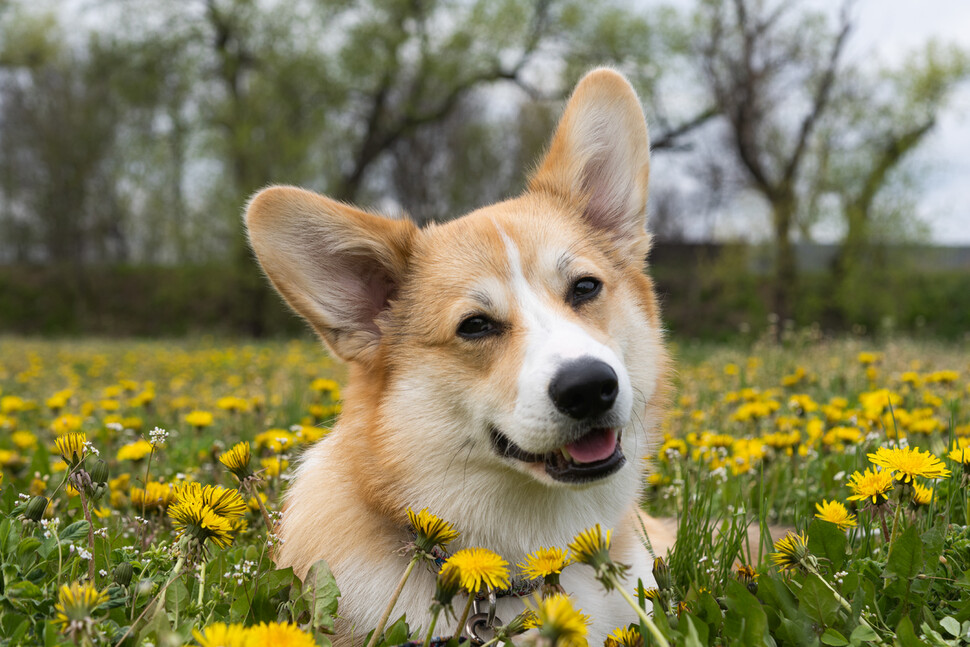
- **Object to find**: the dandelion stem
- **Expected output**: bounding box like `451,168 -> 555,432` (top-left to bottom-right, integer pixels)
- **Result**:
420,606 -> 442,647
365,554 -> 420,647
198,559 -> 207,607
115,555 -> 185,647
54,523 -> 64,591
612,579 -> 671,647
454,594 -> 476,643
77,486 -> 96,582
141,447 -> 155,520
248,480 -> 275,535
888,500 -> 904,546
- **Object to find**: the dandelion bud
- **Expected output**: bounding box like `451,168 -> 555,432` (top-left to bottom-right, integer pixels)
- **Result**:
736,564 -> 758,594
25,495 -> 48,522
432,563 -> 462,610
652,556 -> 671,591
407,507 -> 459,554
113,562 -> 133,587
89,459 -> 109,485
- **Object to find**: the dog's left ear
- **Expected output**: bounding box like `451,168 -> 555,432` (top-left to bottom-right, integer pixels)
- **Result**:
529,68 -> 651,258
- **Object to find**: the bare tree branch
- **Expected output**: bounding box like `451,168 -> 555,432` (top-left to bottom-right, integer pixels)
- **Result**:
783,0 -> 854,183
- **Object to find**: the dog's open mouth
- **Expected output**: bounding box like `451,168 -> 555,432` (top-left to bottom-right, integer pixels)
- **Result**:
490,427 -> 626,483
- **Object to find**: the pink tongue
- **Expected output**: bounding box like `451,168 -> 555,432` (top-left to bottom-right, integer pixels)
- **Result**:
565,428 -> 618,464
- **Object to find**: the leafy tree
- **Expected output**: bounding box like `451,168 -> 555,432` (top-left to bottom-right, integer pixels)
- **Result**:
820,42 -> 969,327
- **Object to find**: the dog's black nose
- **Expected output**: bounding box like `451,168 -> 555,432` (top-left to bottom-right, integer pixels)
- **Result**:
548,358 -> 618,420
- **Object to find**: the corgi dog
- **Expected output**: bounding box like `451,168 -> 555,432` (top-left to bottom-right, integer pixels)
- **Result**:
245,68 -> 673,645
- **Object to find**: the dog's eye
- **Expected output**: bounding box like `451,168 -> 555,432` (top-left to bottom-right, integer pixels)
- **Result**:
569,277 -> 602,306
457,315 -> 500,339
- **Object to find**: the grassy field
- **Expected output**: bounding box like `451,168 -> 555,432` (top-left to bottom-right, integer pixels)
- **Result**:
0,335 -> 968,646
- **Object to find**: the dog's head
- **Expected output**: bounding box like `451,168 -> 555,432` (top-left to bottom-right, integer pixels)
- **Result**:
246,69 -> 667,491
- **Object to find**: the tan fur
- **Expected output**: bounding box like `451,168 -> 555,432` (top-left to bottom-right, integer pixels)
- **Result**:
246,68 -> 673,645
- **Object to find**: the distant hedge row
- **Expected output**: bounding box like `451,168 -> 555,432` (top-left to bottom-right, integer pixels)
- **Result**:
0,252 -> 967,339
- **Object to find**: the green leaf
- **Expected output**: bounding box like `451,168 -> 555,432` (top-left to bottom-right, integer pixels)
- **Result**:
848,622 -> 879,644
939,616 -> 961,638
693,590 -> 724,636
885,525 -> 922,580
165,578 -> 190,614
820,628 -> 848,646
5,580 -> 43,600
16,537 -> 41,558
384,615 -> 410,646
303,559 -> 340,633
894,616 -> 928,647
722,580 -> 769,647
797,574 -> 840,627
808,519 -> 847,572
682,613 -> 708,647
920,526 -> 945,576
58,520 -> 90,544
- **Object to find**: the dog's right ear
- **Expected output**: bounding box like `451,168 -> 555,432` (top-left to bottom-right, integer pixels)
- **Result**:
245,186 -> 416,364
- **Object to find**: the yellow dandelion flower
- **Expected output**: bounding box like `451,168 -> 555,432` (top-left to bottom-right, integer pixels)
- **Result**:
520,546 -> 571,581
445,547 -> 510,593
0,395 -> 26,414
568,524 -> 613,569
55,432 -> 87,466
406,507 -> 459,553
46,392 -> 70,411
771,532 -> 809,571
254,429 -> 296,452
219,441 -> 253,480
912,482 -> 933,507
947,444 -> 970,474
633,583 -> 661,601
54,581 -> 108,638
814,500 -> 857,530
192,621 -> 248,647
310,378 -> 340,395
116,439 -> 153,461
244,622 -> 317,647
867,446 -> 951,483
259,456 -> 288,478
0,449 -> 23,468
168,500 -> 236,549
130,482 -> 175,512
846,467 -> 894,505
735,564 -> 758,584
174,482 -> 246,519
857,352 -> 880,365
606,626 -> 643,647
658,437 -> 687,460
216,396 -> 250,413
11,430 -> 37,449
248,492 -> 268,512
185,410 -> 214,428
528,594 -> 589,647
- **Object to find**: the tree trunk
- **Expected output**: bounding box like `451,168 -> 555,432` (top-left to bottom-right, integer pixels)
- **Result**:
771,195 -> 797,328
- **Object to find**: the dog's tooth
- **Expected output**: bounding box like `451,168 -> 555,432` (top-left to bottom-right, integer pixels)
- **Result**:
560,446 -> 573,463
